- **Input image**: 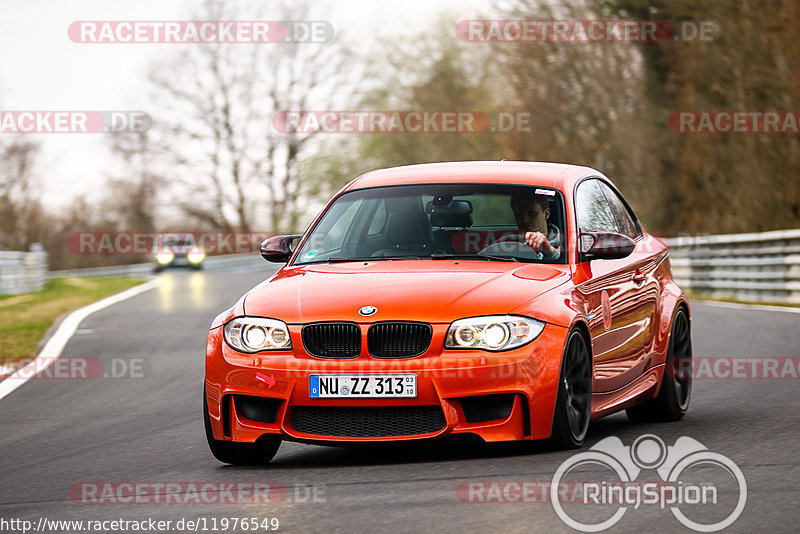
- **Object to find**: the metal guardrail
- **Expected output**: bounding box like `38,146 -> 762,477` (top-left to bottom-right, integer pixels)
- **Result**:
49,253 -> 268,278
0,250 -> 48,295
667,229 -> 800,304
8,231 -> 799,304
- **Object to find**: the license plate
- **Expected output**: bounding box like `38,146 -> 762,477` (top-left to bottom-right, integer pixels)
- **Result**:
309,374 -> 417,398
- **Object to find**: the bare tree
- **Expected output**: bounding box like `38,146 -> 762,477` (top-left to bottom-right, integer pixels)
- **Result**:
0,138 -> 45,250
493,0 -> 652,217
608,0 -> 800,233
349,5 -> 652,221
104,130 -> 161,233
147,0 -> 357,233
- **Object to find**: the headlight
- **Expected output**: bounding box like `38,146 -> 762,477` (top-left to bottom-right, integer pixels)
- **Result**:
224,317 -> 292,353
445,315 -> 544,351
156,250 -> 173,264
187,249 -> 205,263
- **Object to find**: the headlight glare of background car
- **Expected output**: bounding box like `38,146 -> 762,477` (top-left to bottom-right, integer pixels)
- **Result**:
224,317 -> 292,353
156,250 -> 173,264
445,315 -> 544,351
187,249 -> 205,263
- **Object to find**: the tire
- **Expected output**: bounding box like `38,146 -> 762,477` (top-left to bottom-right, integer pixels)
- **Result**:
626,307 -> 692,423
203,387 -> 281,465
550,330 -> 592,449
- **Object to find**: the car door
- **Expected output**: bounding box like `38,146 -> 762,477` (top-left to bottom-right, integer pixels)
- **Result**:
575,178 -> 659,392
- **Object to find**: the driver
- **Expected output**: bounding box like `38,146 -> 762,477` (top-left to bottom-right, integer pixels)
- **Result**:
510,194 -> 561,260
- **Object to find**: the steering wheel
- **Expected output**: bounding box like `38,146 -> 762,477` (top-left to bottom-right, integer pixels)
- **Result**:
479,239 -> 537,257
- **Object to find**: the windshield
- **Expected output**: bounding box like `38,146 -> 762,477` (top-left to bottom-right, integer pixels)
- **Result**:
293,183 -> 567,265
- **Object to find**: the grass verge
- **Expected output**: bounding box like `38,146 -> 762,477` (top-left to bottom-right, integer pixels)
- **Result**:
0,276 -> 146,367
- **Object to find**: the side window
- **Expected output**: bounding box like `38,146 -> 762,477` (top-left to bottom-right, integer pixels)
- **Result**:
575,179 -> 618,233
597,181 -> 639,239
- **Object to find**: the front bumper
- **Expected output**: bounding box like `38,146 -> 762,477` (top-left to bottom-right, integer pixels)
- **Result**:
205,322 -> 568,444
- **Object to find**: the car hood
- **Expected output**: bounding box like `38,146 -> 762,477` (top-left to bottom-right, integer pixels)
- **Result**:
243,261 -> 570,323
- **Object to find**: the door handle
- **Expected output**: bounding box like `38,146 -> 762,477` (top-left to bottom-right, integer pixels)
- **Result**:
632,270 -> 647,284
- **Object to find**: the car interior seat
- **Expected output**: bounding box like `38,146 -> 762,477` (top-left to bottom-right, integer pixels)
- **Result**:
370,210 -> 441,257
426,199 -> 473,253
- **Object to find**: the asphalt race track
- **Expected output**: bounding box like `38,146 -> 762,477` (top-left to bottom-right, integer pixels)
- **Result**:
1,264 -> 798,533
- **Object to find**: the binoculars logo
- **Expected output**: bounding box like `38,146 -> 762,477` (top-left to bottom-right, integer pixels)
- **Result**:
551,434 -> 747,532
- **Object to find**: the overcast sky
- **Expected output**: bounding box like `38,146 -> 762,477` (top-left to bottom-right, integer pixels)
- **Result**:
0,0 -> 491,210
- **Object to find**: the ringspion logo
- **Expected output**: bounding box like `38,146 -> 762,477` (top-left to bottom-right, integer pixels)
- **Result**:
551,435 -> 746,532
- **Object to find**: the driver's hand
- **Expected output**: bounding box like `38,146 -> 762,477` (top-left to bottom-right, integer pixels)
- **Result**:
524,231 -> 556,255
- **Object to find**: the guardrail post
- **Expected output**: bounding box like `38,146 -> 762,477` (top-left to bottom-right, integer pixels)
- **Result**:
0,247 -> 48,295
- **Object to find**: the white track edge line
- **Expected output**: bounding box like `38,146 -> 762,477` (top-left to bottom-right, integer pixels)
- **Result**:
0,278 -> 161,401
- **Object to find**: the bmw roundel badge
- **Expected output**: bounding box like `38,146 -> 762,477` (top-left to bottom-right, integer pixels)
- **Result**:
359,305 -> 377,316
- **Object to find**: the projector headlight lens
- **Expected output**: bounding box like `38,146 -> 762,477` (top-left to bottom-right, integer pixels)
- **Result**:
454,324 -> 479,347
445,315 -> 544,351
224,317 -> 292,353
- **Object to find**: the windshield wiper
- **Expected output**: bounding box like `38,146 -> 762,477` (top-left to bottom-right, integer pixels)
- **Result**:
326,256 -> 433,262
326,257 -> 385,263
430,253 -> 519,262
307,254 -> 518,264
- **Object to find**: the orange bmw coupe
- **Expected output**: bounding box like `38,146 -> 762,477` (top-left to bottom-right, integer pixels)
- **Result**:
204,161 -> 692,464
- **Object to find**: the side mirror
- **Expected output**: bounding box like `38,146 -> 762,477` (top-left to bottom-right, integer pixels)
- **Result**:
580,231 -> 635,260
259,235 -> 302,263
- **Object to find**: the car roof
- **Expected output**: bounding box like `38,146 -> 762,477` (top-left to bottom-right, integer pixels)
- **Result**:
343,161 -> 605,193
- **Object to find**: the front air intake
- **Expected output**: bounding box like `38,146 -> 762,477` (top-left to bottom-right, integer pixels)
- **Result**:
233,395 -> 282,424
291,406 -> 446,437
